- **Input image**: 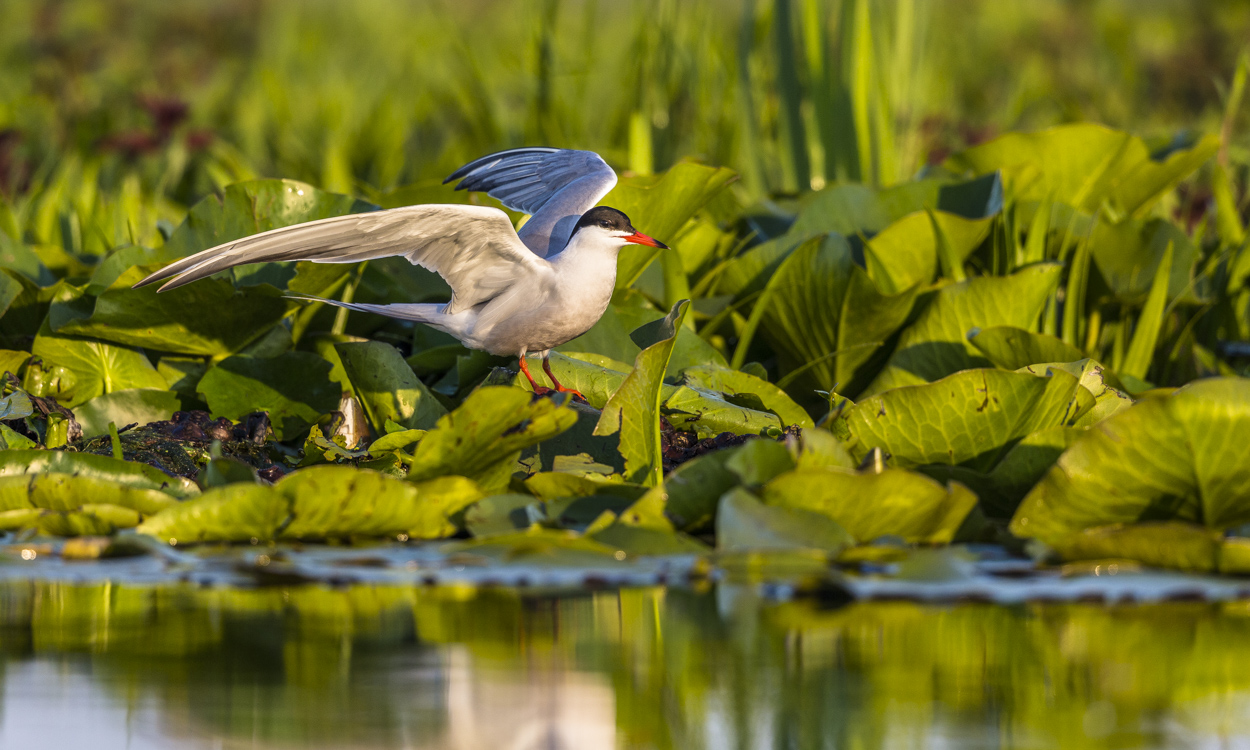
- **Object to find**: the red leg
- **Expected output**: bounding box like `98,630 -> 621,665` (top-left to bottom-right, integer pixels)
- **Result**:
518,356 -> 545,392
543,356 -> 585,400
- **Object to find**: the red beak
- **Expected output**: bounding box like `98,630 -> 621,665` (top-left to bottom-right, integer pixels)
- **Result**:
624,231 -> 669,249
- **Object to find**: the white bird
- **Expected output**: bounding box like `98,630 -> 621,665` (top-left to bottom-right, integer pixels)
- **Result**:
134,148 -> 669,397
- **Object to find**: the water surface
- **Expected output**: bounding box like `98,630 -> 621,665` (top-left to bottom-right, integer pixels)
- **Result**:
2,581 -> 1249,749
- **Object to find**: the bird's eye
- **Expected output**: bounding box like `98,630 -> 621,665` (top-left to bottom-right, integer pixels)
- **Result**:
599,220 -> 611,228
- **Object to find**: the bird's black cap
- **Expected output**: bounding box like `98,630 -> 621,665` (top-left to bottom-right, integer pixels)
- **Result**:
575,206 -> 635,233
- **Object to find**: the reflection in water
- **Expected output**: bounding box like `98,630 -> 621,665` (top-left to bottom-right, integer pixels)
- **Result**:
1,581 -> 1250,749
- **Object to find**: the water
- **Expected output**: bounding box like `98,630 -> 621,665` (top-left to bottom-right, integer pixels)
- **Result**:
3,581 -> 1250,749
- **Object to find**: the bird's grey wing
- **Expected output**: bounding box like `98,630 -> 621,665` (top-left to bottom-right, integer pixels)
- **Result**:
444,148 -> 618,257
133,204 -> 548,313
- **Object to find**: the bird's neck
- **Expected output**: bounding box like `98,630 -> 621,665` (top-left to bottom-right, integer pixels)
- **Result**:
549,230 -> 620,306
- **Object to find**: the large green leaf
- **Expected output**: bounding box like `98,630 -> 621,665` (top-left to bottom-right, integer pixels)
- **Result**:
197,352 -> 339,440
335,341 -> 446,435
407,386 -> 577,493
945,124 -> 1218,219
1010,377 -> 1250,547
840,368 -> 1093,471
26,327 -> 167,408
681,365 -> 813,428
52,266 -> 292,356
0,450 -> 198,497
607,163 -> 738,288
74,388 -> 181,438
538,353 -> 782,438
864,263 -> 1063,394
1089,218 -> 1200,304
0,472 -> 176,538
756,234 -> 918,393
968,326 -> 1084,370
789,179 -> 946,236
278,467 -> 482,541
760,467 -> 977,544
716,487 -> 854,553
594,301 -> 689,484
863,210 -> 994,292
137,483 -> 290,544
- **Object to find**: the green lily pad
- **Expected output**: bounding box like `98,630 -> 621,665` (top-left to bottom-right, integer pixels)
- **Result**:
840,367 -> 1093,471
716,487 -> 854,553
1010,377 -> 1250,547
137,483 -> 291,544
1050,521 -> 1221,573
0,450 -> 198,497
968,326 -> 1085,370
864,263 -> 1064,395
464,493 -> 546,537
760,467 -> 977,544
757,234 -> 918,393
74,389 -> 181,438
51,266 -> 292,356
278,466 -> 481,541
26,326 -> 167,408
945,124 -> 1218,219
681,365 -> 813,428
594,300 -> 689,485
335,341 -> 446,434
407,386 -> 577,493
197,352 -> 339,440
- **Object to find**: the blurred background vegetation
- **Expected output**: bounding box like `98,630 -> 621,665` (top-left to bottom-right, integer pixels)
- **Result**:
2,0 -> 1248,236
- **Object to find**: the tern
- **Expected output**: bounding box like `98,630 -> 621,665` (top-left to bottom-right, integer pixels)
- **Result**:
134,148 -> 669,397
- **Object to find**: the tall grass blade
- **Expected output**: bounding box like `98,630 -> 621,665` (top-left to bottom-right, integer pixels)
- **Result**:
1121,241 -> 1173,380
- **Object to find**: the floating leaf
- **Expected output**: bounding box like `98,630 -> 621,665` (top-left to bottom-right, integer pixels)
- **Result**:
760,467 -> 977,544
197,352 -> 339,440
864,263 -> 1063,394
26,326 -> 166,408
279,467 -> 481,541
840,368 -> 1093,471
408,386 -> 577,493
74,389 -> 181,438
0,450 -> 198,497
594,300 -> 689,485
137,483 -> 290,544
968,326 -> 1084,370
716,488 -> 853,553
51,266 -> 292,356
1010,378 -> 1250,547
682,365 -> 813,428
335,341 -> 446,434
1049,521 -> 1220,573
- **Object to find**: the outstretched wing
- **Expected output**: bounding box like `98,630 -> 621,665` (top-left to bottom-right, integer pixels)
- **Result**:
444,147 -> 618,257
134,204 -> 549,314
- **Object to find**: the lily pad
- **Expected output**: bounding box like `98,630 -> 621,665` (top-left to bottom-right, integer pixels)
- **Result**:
0,450 -> 198,497
335,341 -> 446,434
197,352 -> 339,440
968,326 -> 1085,370
716,487 -> 853,553
137,483 -> 290,544
681,365 -> 813,428
74,389 -> 181,438
760,467 -> 977,544
407,386 -> 577,493
864,263 -> 1063,394
594,300 -> 689,485
1010,377 -> 1250,547
839,368 -> 1093,471
26,326 -> 167,408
